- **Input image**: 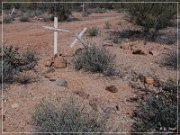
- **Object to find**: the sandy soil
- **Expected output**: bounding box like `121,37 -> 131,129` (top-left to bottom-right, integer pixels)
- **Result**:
1,11 -> 177,133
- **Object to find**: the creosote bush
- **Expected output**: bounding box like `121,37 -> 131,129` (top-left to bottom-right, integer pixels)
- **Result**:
88,27 -> 99,37
132,79 -> 178,132
30,99 -> 108,134
73,44 -> 116,76
0,46 -> 38,83
126,2 -> 177,44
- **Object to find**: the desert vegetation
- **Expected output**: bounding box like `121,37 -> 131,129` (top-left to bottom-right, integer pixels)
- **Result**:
30,99 -> 109,134
1,1 -> 178,134
73,45 -> 116,76
1,46 -> 38,83
132,79 -> 178,132
87,27 -> 99,37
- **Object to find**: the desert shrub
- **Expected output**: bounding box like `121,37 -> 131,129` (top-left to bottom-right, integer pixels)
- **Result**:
126,2 -> 177,44
0,61 -> 17,83
1,46 -> 38,83
73,45 -> 116,76
30,99 -> 108,134
161,51 -> 179,70
3,16 -> 12,23
16,72 -> 35,84
88,27 -> 99,36
47,3 -> 72,22
132,80 -> 177,132
20,15 -> 29,22
104,21 -> 111,29
22,50 -> 38,64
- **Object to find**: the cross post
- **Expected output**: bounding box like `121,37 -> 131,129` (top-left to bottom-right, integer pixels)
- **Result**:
54,17 -> 58,56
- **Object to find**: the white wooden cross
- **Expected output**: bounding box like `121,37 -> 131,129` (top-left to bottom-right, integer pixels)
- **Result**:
43,17 -> 87,56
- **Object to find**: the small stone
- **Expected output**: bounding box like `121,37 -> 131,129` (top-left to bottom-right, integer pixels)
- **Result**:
144,76 -> 154,85
44,73 -> 53,78
149,49 -> 160,56
74,90 -> 89,99
129,81 -> 145,91
45,60 -> 52,67
44,73 -> 56,81
56,78 -> 67,87
49,77 -> 57,81
132,48 -> 148,55
127,95 -> 138,102
120,44 -> 130,50
11,103 -> 19,109
103,42 -> 113,47
105,85 -> 118,93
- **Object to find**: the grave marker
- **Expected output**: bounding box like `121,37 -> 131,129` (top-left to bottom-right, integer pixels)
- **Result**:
70,27 -> 87,48
43,17 -> 87,56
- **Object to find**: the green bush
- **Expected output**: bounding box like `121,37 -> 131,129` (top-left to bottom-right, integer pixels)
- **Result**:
126,2 -> 177,44
3,16 -> 12,23
73,45 -> 116,76
132,80 -> 177,132
30,99 -> 108,134
88,27 -> 99,36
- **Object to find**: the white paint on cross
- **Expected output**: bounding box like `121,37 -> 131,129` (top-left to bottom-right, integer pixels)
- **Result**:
70,27 -> 87,48
43,17 -> 87,56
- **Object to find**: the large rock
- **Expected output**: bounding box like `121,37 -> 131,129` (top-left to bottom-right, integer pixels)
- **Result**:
53,56 -> 67,69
